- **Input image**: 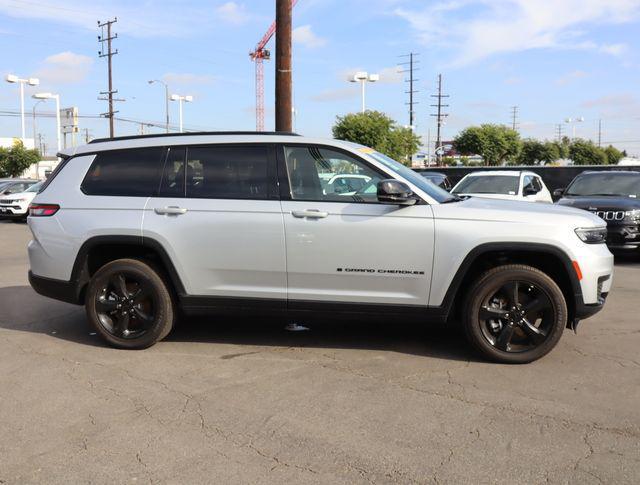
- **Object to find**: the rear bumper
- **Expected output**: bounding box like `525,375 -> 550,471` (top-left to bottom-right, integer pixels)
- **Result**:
28,271 -> 82,305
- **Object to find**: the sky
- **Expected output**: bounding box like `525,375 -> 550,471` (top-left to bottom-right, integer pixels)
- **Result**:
1,0 -> 640,156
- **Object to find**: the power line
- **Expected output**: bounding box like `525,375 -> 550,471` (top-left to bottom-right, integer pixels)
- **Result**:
430,74 -> 449,163
98,18 -> 122,138
398,52 -> 419,128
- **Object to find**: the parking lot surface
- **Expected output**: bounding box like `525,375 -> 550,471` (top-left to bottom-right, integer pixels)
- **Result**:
1,219 -> 639,484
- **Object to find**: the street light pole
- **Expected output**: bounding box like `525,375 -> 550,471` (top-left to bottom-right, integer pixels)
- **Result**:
170,94 -> 193,133
148,80 -> 170,133
32,93 -> 61,154
349,72 -> 379,113
5,74 -> 40,144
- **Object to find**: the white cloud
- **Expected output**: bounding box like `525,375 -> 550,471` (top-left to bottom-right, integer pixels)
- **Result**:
35,51 -> 93,84
555,70 -> 588,86
293,25 -> 327,48
378,66 -> 403,84
394,0 -> 640,66
215,2 -> 249,25
162,73 -> 217,85
599,43 -> 628,56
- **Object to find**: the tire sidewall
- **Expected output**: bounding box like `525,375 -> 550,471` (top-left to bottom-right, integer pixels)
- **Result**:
85,259 -> 174,349
464,266 -> 567,364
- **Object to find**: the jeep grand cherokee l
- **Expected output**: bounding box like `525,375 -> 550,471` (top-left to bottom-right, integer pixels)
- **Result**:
556,171 -> 640,253
27,132 -> 613,363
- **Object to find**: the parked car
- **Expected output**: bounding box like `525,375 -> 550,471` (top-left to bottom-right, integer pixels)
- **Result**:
451,171 -> 552,203
419,172 -> 452,191
0,181 -> 43,221
0,179 -> 39,197
555,171 -> 640,253
27,132 -> 612,363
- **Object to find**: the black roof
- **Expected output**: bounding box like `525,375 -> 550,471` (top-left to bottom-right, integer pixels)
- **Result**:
580,170 -> 640,175
88,131 -> 301,145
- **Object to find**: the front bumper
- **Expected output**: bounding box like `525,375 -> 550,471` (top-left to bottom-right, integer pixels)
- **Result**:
605,223 -> 640,250
0,203 -> 28,218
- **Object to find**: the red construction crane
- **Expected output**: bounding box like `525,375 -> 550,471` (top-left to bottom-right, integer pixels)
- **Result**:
250,0 -> 298,131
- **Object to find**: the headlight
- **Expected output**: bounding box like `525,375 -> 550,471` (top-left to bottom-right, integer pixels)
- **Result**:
575,227 -> 607,244
625,209 -> 640,221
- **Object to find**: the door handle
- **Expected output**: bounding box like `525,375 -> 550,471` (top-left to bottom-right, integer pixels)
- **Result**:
291,209 -> 329,219
154,206 -> 188,215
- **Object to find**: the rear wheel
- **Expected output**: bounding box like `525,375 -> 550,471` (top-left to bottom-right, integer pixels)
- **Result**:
463,264 -> 567,364
85,258 -> 175,349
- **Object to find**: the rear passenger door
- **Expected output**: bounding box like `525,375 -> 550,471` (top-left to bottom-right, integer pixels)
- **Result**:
142,144 -> 286,307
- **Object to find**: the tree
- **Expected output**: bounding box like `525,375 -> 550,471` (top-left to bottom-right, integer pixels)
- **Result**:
453,124 -> 521,166
0,141 -> 40,177
604,145 -> 624,165
518,139 -> 561,165
332,111 -> 421,166
568,139 -> 607,165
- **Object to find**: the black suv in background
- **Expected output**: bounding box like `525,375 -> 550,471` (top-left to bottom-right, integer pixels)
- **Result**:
556,171 -> 640,252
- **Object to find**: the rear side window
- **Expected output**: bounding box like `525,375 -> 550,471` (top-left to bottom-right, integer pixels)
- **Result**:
82,147 -> 165,197
184,145 -> 269,199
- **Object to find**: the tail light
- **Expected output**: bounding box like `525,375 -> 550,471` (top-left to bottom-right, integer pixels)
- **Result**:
29,203 -> 60,217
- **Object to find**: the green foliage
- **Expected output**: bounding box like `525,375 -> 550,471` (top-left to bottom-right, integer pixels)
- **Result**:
569,139 -> 608,165
518,139 -> 561,165
332,111 -> 421,166
0,140 -> 40,177
603,145 -> 624,165
440,156 -> 457,166
453,124 -> 521,166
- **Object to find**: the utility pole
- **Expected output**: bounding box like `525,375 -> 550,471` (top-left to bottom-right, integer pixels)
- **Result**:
275,0 -> 293,132
399,53 -> 419,128
98,18 -> 120,138
556,124 -> 564,142
83,128 -> 92,144
511,106 -> 519,132
598,119 -> 602,147
430,74 -> 449,163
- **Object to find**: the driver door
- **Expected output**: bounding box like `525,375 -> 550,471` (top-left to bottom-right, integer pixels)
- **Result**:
279,144 -> 434,307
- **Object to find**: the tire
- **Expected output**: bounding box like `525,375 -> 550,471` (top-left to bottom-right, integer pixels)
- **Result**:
85,258 -> 176,349
462,264 -> 567,364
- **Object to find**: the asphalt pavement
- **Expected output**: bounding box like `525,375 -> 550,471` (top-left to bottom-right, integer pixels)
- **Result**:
0,219 -> 639,484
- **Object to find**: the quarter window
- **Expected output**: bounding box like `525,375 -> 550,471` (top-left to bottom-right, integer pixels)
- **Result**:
82,148 -> 165,197
284,146 -> 382,202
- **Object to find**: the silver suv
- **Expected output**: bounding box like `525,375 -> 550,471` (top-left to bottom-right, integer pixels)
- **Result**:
27,132 -> 614,363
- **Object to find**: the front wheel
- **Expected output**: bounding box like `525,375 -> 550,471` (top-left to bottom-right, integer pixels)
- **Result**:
463,264 -> 567,364
85,258 -> 175,349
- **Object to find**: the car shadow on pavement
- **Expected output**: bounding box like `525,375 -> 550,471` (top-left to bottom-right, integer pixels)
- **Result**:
0,285 -> 478,362
613,253 -> 640,268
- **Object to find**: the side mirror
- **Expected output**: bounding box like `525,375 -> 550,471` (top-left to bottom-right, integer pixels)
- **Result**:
553,188 -> 565,198
377,179 -> 417,205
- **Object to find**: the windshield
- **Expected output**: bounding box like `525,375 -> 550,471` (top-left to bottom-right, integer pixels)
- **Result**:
453,175 -> 520,195
364,150 -> 455,203
25,182 -> 43,193
0,182 -> 10,192
565,173 -> 640,197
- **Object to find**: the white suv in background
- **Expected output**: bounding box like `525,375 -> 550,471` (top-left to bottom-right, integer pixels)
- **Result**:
27,133 -> 613,363
451,170 -> 553,203
0,181 -> 42,221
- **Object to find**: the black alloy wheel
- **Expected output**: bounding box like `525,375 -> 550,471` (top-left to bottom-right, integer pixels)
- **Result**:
95,272 -> 157,339
86,259 -> 175,349
463,264 -> 567,364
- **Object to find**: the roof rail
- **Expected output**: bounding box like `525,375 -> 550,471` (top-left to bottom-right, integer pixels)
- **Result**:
88,131 -> 301,144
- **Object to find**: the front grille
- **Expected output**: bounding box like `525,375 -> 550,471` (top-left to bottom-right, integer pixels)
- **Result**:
591,210 -> 625,221
0,199 -> 11,204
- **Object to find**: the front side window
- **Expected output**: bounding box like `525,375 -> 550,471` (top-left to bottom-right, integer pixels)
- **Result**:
522,175 -> 535,193
185,145 -> 269,199
284,146 -> 382,202
82,147 -> 165,197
